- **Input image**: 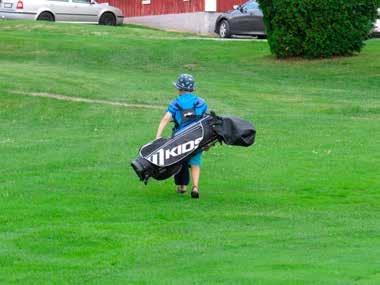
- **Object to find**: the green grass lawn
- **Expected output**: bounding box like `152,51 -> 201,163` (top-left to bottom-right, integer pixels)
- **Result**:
0,21 -> 379,284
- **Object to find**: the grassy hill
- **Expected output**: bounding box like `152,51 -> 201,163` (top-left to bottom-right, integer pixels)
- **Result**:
0,21 -> 379,284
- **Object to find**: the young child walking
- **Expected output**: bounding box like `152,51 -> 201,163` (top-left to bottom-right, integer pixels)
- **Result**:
155,74 -> 208,199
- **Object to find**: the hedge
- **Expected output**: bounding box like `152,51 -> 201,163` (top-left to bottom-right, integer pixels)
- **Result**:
257,0 -> 378,58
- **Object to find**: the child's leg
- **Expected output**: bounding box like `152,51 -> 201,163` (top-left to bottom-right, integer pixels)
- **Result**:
188,152 -> 202,194
191,166 -> 200,189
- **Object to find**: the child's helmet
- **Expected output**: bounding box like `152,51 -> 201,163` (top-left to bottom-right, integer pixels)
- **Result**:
173,74 -> 196,92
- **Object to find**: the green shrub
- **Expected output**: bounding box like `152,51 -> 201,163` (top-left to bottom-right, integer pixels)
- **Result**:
258,0 -> 378,58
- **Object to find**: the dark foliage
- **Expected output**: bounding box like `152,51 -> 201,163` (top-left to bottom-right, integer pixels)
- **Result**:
258,0 -> 378,58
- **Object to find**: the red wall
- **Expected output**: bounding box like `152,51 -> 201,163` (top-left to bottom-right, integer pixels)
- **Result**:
99,0 -> 248,17
217,0 -> 246,12
100,0 -> 204,17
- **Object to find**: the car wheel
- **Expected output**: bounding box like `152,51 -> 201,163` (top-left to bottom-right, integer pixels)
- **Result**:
37,12 -> 54,22
218,20 -> 231,38
99,12 -> 116,26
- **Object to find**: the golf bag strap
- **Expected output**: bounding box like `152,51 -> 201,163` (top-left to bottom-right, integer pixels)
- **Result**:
173,100 -> 202,129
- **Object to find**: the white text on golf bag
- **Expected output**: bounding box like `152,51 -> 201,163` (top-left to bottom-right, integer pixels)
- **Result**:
148,137 -> 202,166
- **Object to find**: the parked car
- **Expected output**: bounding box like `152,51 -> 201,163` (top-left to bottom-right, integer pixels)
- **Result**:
372,8 -> 380,37
215,0 -> 265,38
0,0 -> 123,26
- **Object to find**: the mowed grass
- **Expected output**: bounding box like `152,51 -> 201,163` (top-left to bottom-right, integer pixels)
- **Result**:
0,21 -> 380,284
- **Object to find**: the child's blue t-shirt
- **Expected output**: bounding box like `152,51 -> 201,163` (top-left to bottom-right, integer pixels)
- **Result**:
167,93 -> 208,132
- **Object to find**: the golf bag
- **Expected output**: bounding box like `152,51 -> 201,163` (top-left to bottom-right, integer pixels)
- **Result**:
131,113 -> 255,184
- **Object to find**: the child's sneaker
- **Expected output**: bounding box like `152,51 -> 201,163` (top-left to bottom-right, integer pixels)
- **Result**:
176,186 -> 186,194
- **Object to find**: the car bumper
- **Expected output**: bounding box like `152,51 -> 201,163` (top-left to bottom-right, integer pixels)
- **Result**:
116,15 -> 124,25
374,20 -> 380,33
0,11 -> 36,20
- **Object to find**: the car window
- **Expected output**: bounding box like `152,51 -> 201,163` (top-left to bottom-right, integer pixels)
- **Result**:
242,1 -> 259,12
72,0 -> 92,3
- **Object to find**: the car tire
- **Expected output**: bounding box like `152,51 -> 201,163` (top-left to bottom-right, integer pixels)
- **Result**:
37,12 -> 54,22
99,12 -> 116,26
218,20 -> 231,38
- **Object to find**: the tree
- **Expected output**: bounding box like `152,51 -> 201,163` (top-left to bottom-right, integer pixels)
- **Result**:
258,0 -> 378,58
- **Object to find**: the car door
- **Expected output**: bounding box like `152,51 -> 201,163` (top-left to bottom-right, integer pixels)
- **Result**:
47,0 -> 74,22
229,1 -> 257,34
70,0 -> 98,23
247,3 -> 265,34
241,1 -> 262,33
228,4 -> 249,34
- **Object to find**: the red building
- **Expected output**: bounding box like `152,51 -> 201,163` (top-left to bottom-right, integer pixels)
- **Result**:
100,0 -> 246,18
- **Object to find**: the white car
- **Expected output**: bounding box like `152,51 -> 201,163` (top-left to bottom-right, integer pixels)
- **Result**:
373,8 -> 380,37
0,0 -> 124,25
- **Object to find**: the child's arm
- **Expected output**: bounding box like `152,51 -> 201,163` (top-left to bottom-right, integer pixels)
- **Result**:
156,112 -> 172,139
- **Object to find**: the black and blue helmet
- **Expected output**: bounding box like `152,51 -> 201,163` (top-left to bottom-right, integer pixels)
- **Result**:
173,74 -> 196,92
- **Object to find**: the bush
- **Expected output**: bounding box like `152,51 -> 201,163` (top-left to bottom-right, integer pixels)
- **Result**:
257,0 -> 378,58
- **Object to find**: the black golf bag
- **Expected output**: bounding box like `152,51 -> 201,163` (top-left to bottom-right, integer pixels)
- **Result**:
131,113 -> 256,184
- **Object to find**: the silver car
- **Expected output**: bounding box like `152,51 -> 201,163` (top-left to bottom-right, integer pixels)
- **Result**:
0,0 -> 124,25
373,8 -> 380,37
